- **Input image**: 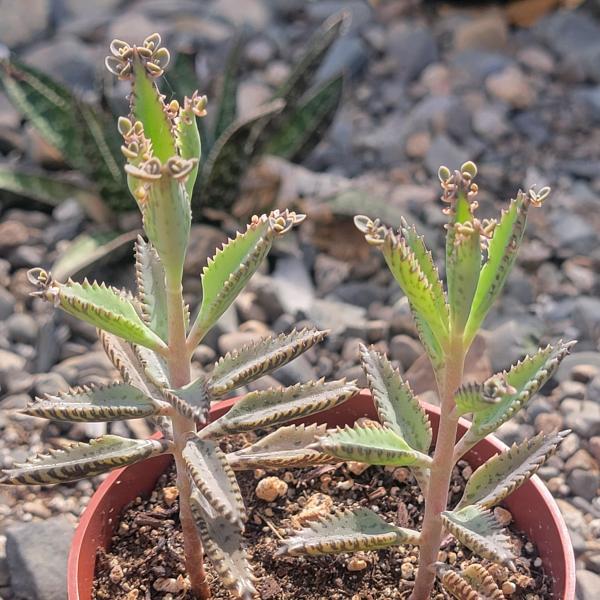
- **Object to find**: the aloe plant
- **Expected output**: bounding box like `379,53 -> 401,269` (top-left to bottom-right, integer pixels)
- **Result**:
0,34 -> 358,600
279,162 -> 573,599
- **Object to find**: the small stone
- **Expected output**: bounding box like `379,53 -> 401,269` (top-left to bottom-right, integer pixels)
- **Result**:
567,469 -> 600,501
454,11 -> 508,52
534,412 -> 564,434
255,476 -> 288,502
401,562 -> 414,579
347,461 -> 369,476
576,569 -> 600,600
23,500 -> 52,519
109,563 -> 124,584
163,486 -> 178,507
347,556 -> 368,572
502,580 -> 516,596
494,507 -> 513,526
404,131 -> 431,158
6,312 -> 39,345
153,575 -> 188,593
389,334 -> 421,369
486,66 -> 536,109
0,0 -> 49,48
33,372 -> 69,397
572,364 -> 599,383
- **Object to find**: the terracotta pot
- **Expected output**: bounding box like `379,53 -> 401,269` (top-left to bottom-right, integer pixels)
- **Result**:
67,391 -> 576,599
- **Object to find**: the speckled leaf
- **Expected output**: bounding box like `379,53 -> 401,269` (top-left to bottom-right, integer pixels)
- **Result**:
456,431 -> 568,510
313,425 -> 432,468
227,424 -> 335,470
442,506 -> 515,566
279,507 -> 419,556
22,382 -> 163,422
360,344 -> 431,453
190,216 -> 272,344
135,345 -> 170,388
455,382 -> 502,416
202,379 -> 357,438
464,192 -> 530,345
190,491 -> 257,600
1,436 -> 169,485
34,276 -> 166,352
441,564 -> 504,600
135,237 -> 168,342
207,328 -> 328,396
183,437 -> 246,528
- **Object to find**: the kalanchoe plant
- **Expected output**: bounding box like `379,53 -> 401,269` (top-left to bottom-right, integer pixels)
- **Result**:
0,34 -> 359,600
278,162 -> 573,599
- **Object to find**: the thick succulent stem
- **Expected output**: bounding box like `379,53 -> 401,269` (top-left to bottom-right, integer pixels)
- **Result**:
166,279 -> 211,599
410,338 -> 465,600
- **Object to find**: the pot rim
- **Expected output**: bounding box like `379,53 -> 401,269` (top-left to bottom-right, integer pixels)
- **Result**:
67,391 -> 576,600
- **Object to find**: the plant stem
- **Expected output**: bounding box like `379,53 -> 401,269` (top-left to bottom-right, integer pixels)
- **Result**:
166,281 -> 212,599
410,338 -> 465,600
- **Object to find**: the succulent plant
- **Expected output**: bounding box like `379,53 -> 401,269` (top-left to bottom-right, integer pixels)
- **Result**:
0,34 -> 358,600
278,162 -> 573,600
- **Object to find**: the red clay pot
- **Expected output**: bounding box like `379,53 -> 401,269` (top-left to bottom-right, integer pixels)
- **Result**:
67,391 -> 576,599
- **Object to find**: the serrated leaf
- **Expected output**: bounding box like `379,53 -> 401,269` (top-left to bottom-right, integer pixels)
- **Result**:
227,424 -> 335,470
189,217 -> 272,344
165,376 -> 209,425
454,382 -> 501,416
135,345 -> 170,387
52,230 -> 138,282
381,229 -> 449,351
441,506 -> 515,566
0,164 -> 110,224
313,425 -> 432,468
457,341 -> 572,455
183,437 -> 246,527
464,192 -> 530,345
360,345 -> 431,453
202,379 -> 358,438
22,382 -> 162,422
130,56 -> 177,162
279,507 -> 419,557
135,237 -> 168,342
195,100 -> 284,214
265,74 -> 343,162
441,564 -> 504,600
38,277 -> 166,352
1,435 -> 169,485
190,492 -> 257,600
456,431 -> 568,511
207,328 -> 328,396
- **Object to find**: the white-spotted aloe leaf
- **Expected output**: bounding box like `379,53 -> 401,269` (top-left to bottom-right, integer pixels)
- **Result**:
1,436 -> 169,485
135,237 -> 168,343
360,345 -> 431,453
441,506 -> 515,566
190,492 -> 257,600
189,216 -> 272,344
464,192 -> 531,346
312,425 -> 432,468
227,424 -> 334,470
165,376 -> 209,425
201,379 -> 357,438
456,341 -> 573,457
441,564 -> 504,600
207,328 -> 328,396
279,507 -> 420,557
22,382 -> 164,422
183,436 -> 246,528
30,272 -> 167,352
456,431 -> 568,511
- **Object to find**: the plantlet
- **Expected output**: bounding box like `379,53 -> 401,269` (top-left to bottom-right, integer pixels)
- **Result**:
279,162 -> 573,599
0,34 -> 358,600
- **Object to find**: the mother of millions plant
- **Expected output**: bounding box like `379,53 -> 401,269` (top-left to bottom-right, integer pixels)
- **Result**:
0,35 -> 359,600
279,162 -> 573,599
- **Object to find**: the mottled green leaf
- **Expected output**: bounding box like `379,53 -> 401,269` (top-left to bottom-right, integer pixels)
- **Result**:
313,425 -> 432,468
22,382 -> 163,422
202,379 -> 358,438
360,344 -> 431,453
279,507 -> 419,557
456,431 -> 568,510
1,436 -> 169,485
207,328 -> 328,396
165,376 -> 209,425
454,382 -> 502,417
441,506 -> 515,566
227,424 -> 334,470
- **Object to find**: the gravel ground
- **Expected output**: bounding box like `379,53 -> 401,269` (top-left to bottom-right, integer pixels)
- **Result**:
1,0 -> 600,598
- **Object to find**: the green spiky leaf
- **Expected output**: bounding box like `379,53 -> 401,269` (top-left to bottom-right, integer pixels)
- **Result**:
202,379 -> 358,438
360,345 -> 431,453
456,431 -> 568,510
313,425 -> 432,468
22,382 -> 163,423
227,424 -> 334,470
441,506 -> 515,566
454,382 -> 502,416
464,192 -> 530,345
1,435 -> 169,485
207,328 -> 328,396
165,376 -> 209,425
183,437 -> 246,527
279,507 -> 419,557
189,216 -> 272,344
